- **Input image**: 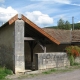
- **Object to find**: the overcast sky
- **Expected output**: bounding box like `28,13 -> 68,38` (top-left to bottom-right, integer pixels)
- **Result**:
0,0 -> 80,27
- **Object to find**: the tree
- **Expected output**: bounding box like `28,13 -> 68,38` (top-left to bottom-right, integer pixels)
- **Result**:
57,19 -> 65,29
65,21 -> 71,30
74,23 -> 80,30
57,19 -> 71,30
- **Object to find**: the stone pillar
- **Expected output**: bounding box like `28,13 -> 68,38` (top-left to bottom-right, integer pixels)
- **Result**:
14,20 -> 25,73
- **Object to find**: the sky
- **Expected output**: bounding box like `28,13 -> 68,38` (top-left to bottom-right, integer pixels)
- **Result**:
0,0 -> 80,27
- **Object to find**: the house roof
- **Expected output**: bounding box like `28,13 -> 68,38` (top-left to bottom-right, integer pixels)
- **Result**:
1,14 -> 80,44
43,28 -> 80,44
0,14 -> 18,28
72,30 -> 80,42
43,28 -> 71,44
0,14 -> 60,45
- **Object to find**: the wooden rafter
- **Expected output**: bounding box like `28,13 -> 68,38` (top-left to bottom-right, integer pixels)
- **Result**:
1,14 -> 60,45
9,14 -> 18,25
24,37 -> 35,40
22,15 -> 60,45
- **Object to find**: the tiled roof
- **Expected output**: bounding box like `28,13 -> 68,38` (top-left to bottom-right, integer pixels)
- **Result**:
43,28 -> 80,44
72,30 -> 80,42
1,14 -> 80,44
21,15 -> 60,45
0,14 -> 60,45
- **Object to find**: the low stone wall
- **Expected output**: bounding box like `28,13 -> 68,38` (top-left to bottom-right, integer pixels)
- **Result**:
75,57 -> 80,63
35,52 -> 70,70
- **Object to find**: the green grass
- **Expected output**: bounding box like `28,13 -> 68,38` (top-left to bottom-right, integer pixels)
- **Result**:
42,64 -> 80,75
0,67 -> 12,79
73,62 -> 80,66
42,69 -> 56,74
42,68 -> 71,75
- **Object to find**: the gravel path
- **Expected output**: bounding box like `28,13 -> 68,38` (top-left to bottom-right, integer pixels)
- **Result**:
20,69 -> 80,80
14,69 -> 80,80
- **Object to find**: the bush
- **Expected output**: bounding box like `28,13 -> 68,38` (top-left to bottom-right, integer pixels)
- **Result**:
69,55 -> 74,66
74,62 -> 80,66
65,46 -> 80,66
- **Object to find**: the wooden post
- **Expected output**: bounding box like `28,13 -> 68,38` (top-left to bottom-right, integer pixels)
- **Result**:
38,41 -> 46,53
28,41 -> 37,70
44,46 -> 46,53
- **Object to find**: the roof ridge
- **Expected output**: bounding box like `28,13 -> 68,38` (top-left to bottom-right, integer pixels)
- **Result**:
0,14 -> 60,45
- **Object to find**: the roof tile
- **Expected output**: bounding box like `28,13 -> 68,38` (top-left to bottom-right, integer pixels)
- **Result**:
43,28 -> 80,44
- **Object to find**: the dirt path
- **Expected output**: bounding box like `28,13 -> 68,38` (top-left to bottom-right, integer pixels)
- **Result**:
14,69 -> 80,80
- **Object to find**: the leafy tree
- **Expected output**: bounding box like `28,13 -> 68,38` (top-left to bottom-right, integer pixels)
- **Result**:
57,19 -> 65,29
65,21 -> 71,30
47,19 -> 80,30
74,23 -> 80,29
57,19 -> 71,30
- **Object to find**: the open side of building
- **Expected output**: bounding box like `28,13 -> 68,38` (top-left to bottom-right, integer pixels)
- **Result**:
0,14 -> 80,73
0,14 -> 60,73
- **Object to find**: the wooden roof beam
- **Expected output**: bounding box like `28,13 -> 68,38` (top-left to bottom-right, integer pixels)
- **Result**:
9,14 -> 18,25
22,14 -> 60,45
24,37 -> 35,40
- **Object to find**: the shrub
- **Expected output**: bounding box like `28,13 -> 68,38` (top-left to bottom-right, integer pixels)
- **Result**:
65,46 -> 80,66
69,55 -> 74,66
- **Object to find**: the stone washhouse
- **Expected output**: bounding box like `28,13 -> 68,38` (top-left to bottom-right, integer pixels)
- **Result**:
0,14 -> 80,73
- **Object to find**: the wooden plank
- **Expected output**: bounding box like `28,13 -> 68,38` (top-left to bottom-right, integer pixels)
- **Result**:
9,14 -> 18,25
24,37 -> 35,40
38,42 -> 46,53
22,15 -> 60,45
28,41 -> 37,62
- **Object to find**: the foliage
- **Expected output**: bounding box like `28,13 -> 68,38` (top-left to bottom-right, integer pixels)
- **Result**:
45,20 -> 80,30
69,55 -> 74,66
65,21 -> 71,30
74,62 -> 80,66
57,19 -> 71,30
74,23 -> 80,29
65,46 -> 80,57
0,67 -> 12,79
57,19 -> 65,29
65,46 -> 80,66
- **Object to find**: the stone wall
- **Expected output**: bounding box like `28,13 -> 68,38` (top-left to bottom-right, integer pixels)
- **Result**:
25,43 -> 69,62
0,23 -> 14,70
75,57 -> 80,63
24,42 -> 70,69
35,52 -> 70,70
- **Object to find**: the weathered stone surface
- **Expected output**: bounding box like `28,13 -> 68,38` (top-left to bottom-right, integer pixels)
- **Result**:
35,52 -> 70,70
0,23 -> 14,71
14,20 -> 25,73
75,57 -> 80,63
0,45 -> 13,69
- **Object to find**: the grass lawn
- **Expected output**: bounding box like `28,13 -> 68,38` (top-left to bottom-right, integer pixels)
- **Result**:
0,67 -> 12,79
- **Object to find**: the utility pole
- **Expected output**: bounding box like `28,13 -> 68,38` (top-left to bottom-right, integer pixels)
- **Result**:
72,16 -> 74,30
